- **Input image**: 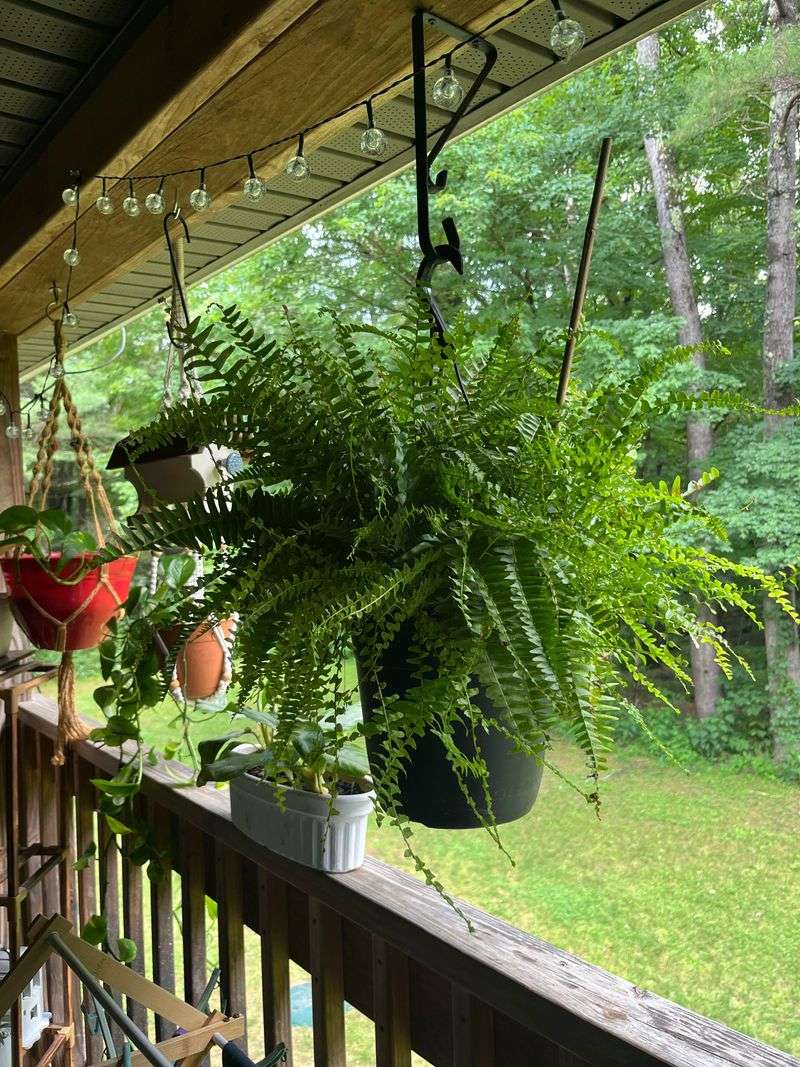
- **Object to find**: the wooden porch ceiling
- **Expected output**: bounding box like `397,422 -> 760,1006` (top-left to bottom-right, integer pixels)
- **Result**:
0,0 -> 708,378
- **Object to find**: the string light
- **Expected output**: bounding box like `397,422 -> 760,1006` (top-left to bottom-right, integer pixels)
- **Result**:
52,362 -> 65,379
549,0 -> 586,58
61,0 -> 586,225
285,133 -> 310,181
242,154 -> 264,201
122,178 -> 141,217
5,423 -> 20,440
360,99 -> 387,157
63,247 -> 80,267
63,305 -> 79,327
0,396 -> 6,416
95,177 -> 113,215
190,169 -> 211,210
145,178 -> 166,215
22,414 -> 33,441
432,55 -> 464,108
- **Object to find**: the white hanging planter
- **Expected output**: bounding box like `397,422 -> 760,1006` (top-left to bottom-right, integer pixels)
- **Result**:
107,438 -> 242,510
229,774 -> 374,873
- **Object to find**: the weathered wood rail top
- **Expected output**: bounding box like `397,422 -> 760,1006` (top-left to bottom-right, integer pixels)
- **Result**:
12,694 -> 800,1067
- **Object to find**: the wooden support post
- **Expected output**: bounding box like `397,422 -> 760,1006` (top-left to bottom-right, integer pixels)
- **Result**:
216,842 -> 247,1047
0,334 -> 24,513
372,936 -> 411,1067
309,898 -> 346,1067
258,870 -> 292,1063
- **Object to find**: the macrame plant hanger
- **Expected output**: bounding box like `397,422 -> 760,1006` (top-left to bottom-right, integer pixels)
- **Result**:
24,306 -> 123,764
151,207 -> 237,708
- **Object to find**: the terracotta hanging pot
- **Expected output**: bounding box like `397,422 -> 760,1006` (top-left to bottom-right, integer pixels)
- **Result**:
160,617 -> 236,702
0,554 -> 137,651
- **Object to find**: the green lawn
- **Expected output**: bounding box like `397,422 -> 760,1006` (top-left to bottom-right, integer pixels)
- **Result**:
54,674 -> 800,1062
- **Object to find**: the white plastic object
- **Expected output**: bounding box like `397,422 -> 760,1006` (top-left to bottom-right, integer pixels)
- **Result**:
0,948 -> 51,1067
230,774 -> 374,873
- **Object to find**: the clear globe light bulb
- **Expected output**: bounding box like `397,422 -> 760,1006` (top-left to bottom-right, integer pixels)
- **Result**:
360,126 -> 387,157
95,195 -> 114,215
0,398 -> 6,416
145,191 -> 165,214
242,175 -> 264,202
550,17 -> 586,58
22,425 -> 34,441
52,363 -> 65,379
122,194 -> 141,217
432,69 -> 464,109
62,186 -> 78,206
189,186 -> 211,210
64,310 -> 79,327
285,155 -> 309,181
63,247 -> 80,267
5,424 -> 20,440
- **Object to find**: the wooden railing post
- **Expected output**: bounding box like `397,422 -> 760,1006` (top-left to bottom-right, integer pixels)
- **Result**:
122,800 -> 147,1033
150,805 -> 176,1041
372,936 -> 410,1067
181,825 -> 206,1009
309,898 -> 346,1067
258,870 -> 292,1062
217,843 -> 247,1046
452,987 -> 494,1067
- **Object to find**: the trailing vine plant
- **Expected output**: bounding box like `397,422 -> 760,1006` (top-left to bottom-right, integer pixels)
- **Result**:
88,298 -> 797,918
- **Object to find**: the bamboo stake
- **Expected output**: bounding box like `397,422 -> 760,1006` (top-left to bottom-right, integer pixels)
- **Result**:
556,136 -> 613,407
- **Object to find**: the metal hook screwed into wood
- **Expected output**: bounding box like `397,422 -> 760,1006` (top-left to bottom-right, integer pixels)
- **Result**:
412,11 -> 498,403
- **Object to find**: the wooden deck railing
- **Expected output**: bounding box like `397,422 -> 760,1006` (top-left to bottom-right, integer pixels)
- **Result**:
9,693 -> 800,1067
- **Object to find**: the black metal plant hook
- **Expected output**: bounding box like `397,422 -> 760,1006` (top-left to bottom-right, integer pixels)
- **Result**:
412,8 -> 497,398
163,204 -> 192,347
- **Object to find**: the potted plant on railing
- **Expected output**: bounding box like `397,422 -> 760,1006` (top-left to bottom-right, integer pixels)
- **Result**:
91,300 -> 796,909
197,707 -> 373,872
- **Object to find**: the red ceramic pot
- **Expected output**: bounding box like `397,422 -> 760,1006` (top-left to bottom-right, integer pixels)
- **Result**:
0,554 -> 137,651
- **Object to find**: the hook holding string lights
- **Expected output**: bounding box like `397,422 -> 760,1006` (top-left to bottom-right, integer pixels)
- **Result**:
411,8 -> 497,408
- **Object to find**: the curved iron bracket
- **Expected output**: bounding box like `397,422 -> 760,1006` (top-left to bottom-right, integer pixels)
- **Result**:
413,10 -> 497,346
163,206 -> 191,349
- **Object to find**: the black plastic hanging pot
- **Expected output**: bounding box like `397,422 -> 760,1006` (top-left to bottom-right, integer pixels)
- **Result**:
355,624 -> 543,829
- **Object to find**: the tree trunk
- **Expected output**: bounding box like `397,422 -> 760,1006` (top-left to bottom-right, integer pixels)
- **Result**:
761,0 -> 799,759
637,34 -> 720,719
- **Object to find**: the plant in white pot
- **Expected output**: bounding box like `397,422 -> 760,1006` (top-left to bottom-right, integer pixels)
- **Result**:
197,708 -> 373,873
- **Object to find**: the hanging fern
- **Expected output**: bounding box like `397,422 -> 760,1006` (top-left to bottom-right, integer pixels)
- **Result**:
93,297 -> 797,910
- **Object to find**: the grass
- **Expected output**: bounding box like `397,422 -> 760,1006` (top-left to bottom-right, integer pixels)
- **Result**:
50,670 -> 800,1062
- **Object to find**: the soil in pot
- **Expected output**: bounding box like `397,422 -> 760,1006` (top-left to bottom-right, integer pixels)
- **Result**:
356,624 -> 543,830
0,554 -> 137,651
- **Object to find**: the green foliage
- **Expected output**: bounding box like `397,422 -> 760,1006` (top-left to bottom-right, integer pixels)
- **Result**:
0,505 -> 98,576
196,705 -> 371,794
95,299 -> 794,903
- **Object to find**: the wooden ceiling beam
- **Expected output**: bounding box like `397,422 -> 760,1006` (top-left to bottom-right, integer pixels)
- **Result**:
0,0 -> 527,339
0,0 -> 320,294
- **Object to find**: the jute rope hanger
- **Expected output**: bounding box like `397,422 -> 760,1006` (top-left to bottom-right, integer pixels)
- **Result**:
20,314 -> 125,765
